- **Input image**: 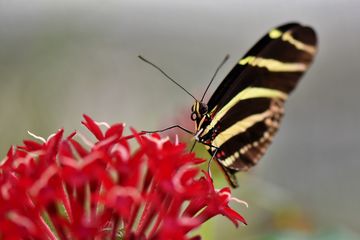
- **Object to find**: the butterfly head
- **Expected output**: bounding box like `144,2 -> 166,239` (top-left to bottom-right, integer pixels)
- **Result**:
191,101 -> 208,121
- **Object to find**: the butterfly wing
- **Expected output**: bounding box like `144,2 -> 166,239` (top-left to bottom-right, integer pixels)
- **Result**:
201,23 -> 317,187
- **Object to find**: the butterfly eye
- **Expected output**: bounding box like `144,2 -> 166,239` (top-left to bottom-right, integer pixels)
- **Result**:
199,104 -> 208,115
191,112 -> 197,121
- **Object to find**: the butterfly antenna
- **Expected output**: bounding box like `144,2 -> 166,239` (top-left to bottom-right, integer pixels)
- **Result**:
200,54 -> 230,102
138,55 -> 198,102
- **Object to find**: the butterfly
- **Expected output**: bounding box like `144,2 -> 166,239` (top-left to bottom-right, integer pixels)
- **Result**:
140,22 -> 317,187
190,22 -> 317,187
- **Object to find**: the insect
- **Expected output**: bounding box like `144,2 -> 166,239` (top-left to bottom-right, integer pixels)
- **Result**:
141,22 -> 317,187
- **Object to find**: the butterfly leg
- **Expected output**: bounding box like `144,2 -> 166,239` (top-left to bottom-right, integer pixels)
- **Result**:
197,141 -> 220,152
194,140 -> 220,179
141,125 -> 195,135
208,148 -> 219,179
190,141 -> 197,152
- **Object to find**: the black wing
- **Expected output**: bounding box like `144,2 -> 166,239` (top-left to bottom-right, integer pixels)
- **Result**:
201,23 -> 317,187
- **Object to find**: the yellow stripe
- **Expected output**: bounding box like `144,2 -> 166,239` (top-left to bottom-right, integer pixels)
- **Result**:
223,156 -> 236,167
196,116 -> 206,131
239,56 -> 307,72
202,87 -> 287,136
268,28 -> 316,55
222,151 -> 240,167
282,31 -> 316,55
269,28 -> 282,39
212,110 -> 272,148
195,102 -> 200,116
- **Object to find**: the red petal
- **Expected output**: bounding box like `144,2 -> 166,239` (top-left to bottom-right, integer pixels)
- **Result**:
105,123 -> 124,139
69,139 -> 88,157
82,114 -> 104,140
67,131 -> 77,139
222,206 -> 247,226
23,140 -> 43,151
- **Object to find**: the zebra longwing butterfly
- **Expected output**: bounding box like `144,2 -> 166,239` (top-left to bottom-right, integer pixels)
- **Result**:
141,22 -> 317,187
190,22 -> 317,187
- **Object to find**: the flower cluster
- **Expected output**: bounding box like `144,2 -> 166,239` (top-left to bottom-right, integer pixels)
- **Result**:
0,115 -> 246,239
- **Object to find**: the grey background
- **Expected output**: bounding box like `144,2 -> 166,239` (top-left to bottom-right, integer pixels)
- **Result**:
0,0 -> 359,237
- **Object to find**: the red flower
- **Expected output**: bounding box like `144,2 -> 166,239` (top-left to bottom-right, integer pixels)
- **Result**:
0,115 -> 247,240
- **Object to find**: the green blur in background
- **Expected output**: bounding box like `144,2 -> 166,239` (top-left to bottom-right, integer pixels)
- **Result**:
1,0 -> 360,239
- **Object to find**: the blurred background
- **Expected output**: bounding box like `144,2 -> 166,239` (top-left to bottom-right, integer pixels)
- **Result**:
1,0 -> 359,239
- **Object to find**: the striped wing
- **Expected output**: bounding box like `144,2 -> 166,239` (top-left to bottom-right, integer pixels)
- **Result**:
202,23 -> 317,187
